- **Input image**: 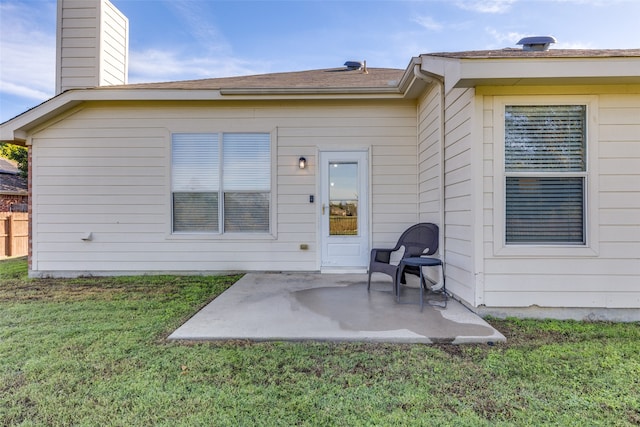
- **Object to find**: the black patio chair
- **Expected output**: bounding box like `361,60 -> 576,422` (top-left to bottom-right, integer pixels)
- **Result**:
367,223 -> 443,295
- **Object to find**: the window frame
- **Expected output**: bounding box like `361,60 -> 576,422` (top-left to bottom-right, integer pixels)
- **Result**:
492,96 -> 599,257
168,129 -> 276,239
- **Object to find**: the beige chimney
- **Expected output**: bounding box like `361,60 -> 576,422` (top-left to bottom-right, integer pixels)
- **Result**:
55,0 -> 129,94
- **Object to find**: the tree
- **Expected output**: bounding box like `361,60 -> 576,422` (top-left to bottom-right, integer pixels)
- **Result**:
0,143 -> 28,178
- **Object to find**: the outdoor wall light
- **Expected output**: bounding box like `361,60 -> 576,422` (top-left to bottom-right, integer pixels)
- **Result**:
299,157 -> 307,169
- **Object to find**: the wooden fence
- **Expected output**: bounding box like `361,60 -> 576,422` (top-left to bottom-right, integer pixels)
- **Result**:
1,212 -> 28,258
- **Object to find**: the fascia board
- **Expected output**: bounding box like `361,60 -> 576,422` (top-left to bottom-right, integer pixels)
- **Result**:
1,94 -> 81,143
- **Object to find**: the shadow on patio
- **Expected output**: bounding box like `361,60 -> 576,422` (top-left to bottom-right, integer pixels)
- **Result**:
169,273 -> 505,344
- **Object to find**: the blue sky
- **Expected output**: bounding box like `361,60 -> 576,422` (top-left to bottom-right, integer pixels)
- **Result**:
1,0 -> 639,123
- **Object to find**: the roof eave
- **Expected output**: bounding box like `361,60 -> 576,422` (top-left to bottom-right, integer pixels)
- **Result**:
396,56 -> 436,99
1,86 -> 407,143
457,57 -> 640,88
422,55 -> 640,92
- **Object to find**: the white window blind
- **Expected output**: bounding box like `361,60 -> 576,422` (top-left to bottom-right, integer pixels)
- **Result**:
504,105 -> 586,245
223,133 -> 270,191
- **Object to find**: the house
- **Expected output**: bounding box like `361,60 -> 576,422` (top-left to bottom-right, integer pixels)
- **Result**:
1,0 -> 639,320
0,158 -> 28,212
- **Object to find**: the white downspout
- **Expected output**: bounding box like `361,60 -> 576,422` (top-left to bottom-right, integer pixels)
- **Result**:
413,61 -> 446,262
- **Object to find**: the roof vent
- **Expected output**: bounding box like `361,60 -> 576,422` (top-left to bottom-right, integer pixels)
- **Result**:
344,61 -> 364,70
517,36 -> 557,51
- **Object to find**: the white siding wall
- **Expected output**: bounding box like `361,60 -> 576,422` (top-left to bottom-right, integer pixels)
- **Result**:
441,88 -> 476,304
415,84 -> 447,285
30,100 -> 417,275
99,0 -> 128,86
481,87 -> 640,308
417,85 -> 442,224
56,0 -> 128,94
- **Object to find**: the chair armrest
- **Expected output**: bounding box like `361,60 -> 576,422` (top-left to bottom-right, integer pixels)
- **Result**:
370,248 -> 394,264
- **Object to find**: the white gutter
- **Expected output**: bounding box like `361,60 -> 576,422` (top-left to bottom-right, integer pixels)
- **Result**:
412,59 -> 447,264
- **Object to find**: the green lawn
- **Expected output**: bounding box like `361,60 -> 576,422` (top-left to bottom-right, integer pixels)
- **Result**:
1,257 -> 639,426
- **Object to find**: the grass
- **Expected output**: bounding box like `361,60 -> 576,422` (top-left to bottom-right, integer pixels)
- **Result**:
1,257 -> 639,426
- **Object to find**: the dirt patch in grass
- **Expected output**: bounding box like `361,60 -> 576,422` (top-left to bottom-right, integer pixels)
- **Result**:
1,277 -> 173,302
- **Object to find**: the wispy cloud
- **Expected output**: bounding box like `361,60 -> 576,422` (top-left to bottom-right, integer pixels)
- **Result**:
0,2 -> 56,102
455,0 -> 517,13
128,49 -> 266,84
123,0 -> 266,83
485,28 -> 528,47
163,1 -> 232,55
413,15 -> 444,31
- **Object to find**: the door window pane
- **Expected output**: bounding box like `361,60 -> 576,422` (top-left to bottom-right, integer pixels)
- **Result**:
329,162 -> 358,236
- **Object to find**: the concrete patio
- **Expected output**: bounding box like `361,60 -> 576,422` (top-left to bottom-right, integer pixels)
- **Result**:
168,273 -> 506,344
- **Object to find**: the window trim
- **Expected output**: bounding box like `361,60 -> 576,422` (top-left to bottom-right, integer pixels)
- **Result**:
167,128 -> 277,240
492,96 -> 599,257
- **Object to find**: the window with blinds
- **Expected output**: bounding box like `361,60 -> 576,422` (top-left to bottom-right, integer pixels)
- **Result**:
172,134 -> 219,232
171,132 -> 271,233
222,133 -> 270,232
504,105 -> 586,245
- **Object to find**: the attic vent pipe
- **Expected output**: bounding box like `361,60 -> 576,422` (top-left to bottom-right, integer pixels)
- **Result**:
517,36 -> 556,51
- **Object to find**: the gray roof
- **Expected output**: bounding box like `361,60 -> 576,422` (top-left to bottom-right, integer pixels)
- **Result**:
0,173 -> 27,195
101,49 -> 640,92
0,164 -> 26,197
105,67 -> 405,91
0,158 -> 26,195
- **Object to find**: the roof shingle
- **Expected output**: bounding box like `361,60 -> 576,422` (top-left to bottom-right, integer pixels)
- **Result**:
107,67 -> 405,91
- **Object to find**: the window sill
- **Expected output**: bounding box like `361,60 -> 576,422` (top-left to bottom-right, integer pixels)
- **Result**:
494,244 -> 599,258
166,232 -> 276,241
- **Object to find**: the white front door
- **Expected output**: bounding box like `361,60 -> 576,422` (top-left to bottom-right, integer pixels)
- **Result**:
320,151 -> 369,270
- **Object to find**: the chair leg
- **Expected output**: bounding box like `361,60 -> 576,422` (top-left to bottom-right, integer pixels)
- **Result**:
427,264 -> 445,292
419,267 -> 424,312
441,263 -> 446,296
395,267 -> 402,303
367,270 -> 372,292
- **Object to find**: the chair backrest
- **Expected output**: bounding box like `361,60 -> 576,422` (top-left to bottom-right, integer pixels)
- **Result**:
397,223 -> 439,258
